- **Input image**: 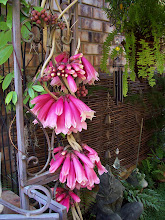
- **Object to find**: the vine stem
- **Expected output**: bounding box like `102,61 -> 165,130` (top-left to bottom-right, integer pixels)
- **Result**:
55,0 -> 70,38
75,203 -> 83,220
9,114 -> 25,155
41,0 -> 47,8
71,206 -> 77,220
74,37 -> 81,55
58,0 -> 78,20
136,118 -> 143,168
42,83 -> 58,100
67,134 -> 82,151
72,205 -> 81,220
40,30 -> 56,77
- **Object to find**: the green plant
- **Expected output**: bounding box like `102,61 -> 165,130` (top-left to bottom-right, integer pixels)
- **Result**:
143,183 -> 165,220
121,180 -> 164,219
0,1 -> 45,109
140,146 -> 165,187
102,0 -> 165,96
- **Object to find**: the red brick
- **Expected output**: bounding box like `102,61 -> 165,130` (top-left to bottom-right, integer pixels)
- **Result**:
102,33 -> 109,42
103,23 -> 115,33
82,43 -> 102,55
93,33 -> 104,43
81,18 -> 102,32
79,31 -> 89,42
92,8 -> 109,21
94,55 -> 113,66
82,0 -> 103,7
78,4 -> 92,17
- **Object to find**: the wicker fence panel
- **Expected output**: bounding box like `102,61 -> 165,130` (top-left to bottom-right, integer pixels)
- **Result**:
80,73 -> 152,168
4,73 -> 153,177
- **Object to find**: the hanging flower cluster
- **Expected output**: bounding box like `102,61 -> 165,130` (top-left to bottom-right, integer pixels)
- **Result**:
55,187 -> 81,212
30,49 -> 106,216
49,143 -> 107,190
40,52 -> 99,94
31,93 -> 95,134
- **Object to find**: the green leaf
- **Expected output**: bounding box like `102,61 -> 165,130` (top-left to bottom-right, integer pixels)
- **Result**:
29,99 -> 34,108
28,87 -> 35,99
0,45 -> 13,65
6,4 -> 12,29
21,21 -> 31,39
12,91 -> 17,105
0,75 -> 4,83
23,95 -> 30,104
61,133 -> 66,138
0,30 -> 12,49
2,71 -> 14,91
0,0 -> 8,5
21,0 -> 30,7
33,6 -> 43,12
0,15 -> 4,22
27,81 -> 33,88
32,85 -> 44,92
5,91 -> 13,105
0,22 -> 9,31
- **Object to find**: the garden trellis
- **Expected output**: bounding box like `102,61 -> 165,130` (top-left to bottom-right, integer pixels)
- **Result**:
0,0 -> 82,219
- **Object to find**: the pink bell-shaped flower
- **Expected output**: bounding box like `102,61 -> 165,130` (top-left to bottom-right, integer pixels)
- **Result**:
49,144 -> 107,190
55,187 -> 81,212
31,93 -> 95,135
81,56 -> 99,85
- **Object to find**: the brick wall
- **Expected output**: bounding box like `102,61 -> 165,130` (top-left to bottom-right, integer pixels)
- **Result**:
78,0 -> 114,72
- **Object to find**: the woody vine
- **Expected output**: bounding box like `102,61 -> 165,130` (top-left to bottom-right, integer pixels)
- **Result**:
0,0 -> 107,219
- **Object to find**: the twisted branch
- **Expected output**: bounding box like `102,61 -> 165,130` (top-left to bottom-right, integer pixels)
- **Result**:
40,30 -> 56,77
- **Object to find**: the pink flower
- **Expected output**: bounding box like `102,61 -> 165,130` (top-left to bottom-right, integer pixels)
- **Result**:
56,193 -> 66,202
72,154 -> 88,185
55,187 -> 81,212
83,144 -> 100,163
59,153 -> 70,183
67,75 -> 77,93
69,191 -> 81,203
49,143 -> 106,190
61,195 -> 70,212
74,150 -> 94,169
31,94 -> 94,135
84,164 -> 100,187
50,76 -> 62,87
42,52 -> 99,87
67,161 -> 76,190
81,56 -> 99,85
68,94 -> 95,121
55,52 -> 68,63
95,160 -> 108,175
49,151 -> 66,173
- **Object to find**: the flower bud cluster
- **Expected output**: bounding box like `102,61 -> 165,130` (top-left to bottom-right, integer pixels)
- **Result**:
76,85 -> 88,97
31,9 -> 65,29
45,53 -> 86,80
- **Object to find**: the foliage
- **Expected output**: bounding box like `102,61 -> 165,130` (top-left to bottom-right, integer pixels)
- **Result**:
143,183 -> 165,220
122,180 -> 164,219
0,1 -> 45,109
140,145 -> 165,186
102,0 -> 165,96
100,30 -> 117,72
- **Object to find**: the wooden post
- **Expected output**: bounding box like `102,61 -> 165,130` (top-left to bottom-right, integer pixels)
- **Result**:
12,0 -> 29,210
